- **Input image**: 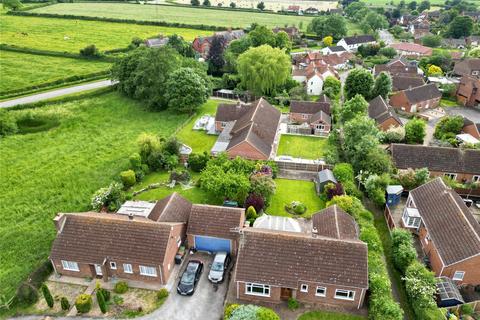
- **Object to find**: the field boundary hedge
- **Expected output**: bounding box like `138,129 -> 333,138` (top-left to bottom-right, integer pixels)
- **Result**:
0,44 -> 117,61
17,1 -> 56,11
7,11 -> 230,31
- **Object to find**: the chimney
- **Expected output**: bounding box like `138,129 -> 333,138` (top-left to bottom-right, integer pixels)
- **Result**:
128,213 -> 134,220
53,214 -> 66,233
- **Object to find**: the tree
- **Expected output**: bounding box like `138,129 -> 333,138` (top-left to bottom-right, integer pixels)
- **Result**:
202,0 -> 210,6
79,44 -> 100,57
379,47 -> 397,58
344,68 -> 374,100
237,45 -> 291,96
358,44 -> 380,57
250,174 -> 276,205
41,284 -> 54,308
405,118 -> 426,144
167,34 -> 195,57
275,31 -> 292,52
230,1 -> 236,7
345,1 -> 366,18
360,148 -> 393,175
341,94 -> 369,122
2,0 -> 22,10
427,64 -> 442,76
208,35 -> 226,75
322,76 -> 341,100
434,115 -> 463,139
165,68 -> 210,114
372,72 -> 392,99
408,1 -> 417,10
248,25 -> 276,47
404,262 -> 438,313
200,163 -> 251,203
418,0 -> 430,11
421,35 -> 442,47
333,163 -> 354,183
391,229 -> 418,273
323,36 -> 333,47
307,15 -> 347,40
0,109 -> 18,137
257,1 -> 265,10
361,11 -> 389,33
447,16 -> 474,38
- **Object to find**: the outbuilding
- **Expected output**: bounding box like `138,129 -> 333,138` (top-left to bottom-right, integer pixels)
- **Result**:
315,169 -> 337,194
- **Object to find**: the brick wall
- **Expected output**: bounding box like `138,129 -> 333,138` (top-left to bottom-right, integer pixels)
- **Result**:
228,141 -> 268,160
442,256 -> 480,285
289,112 -> 311,124
294,281 -> 365,309
236,282 -> 282,303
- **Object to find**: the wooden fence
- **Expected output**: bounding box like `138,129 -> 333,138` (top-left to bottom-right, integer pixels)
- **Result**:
275,160 -> 332,172
447,300 -> 480,313
384,206 -> 397,232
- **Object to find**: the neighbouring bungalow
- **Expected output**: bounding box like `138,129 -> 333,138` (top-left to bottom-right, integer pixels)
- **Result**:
192,29 -> 245,58
211,98 -> 281,160
272,26 -> 300,39
368,96 -> 403,131
337,35 -> 376,52
145,36 -> 169,48
321,46 -> 348,56
389,83 -> 441,113
463,117 -> 480,139
392,76 -> 425,92
442,38 -> 467,49
400,178 -> 480,284
453,59 -> 480,78
390,42 -> 433,57
49,193 -> 244,285
456,75 -> 480,107
288,98 -> 332,136
390,144 -> 480,184
234,205 -> 368,310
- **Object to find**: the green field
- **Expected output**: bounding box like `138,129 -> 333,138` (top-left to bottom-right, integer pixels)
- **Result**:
0,50 -> 111,92
0,14 -> 212,53
267,179 -> 325,217
0,91 -> 188,302
31,3 -> 313,30
277,135 -> 328,159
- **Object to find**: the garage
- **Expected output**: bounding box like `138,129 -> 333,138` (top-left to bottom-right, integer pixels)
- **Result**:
194,235 -> 231,253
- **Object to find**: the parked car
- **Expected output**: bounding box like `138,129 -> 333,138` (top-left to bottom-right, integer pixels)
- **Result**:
177,260 -> 203,295
208,251 -> 231,283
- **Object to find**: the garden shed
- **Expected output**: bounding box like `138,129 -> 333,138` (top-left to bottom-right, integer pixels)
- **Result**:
315,169 -> 337,194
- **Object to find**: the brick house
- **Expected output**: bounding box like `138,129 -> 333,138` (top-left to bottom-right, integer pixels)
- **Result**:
390,144 -> 480,184
272,26 -> 300,39
453,59 -> 480,78
192,30 -> 245,58
456,75 -> 480,107
463,117 -> 480,139
391,76 -> 425,92
288,98 -> 332,135
400,178 -> 480,284
211,98 -> 281,160
389,83 -> 441,113
390,43 -> 433,57
368,96 -> 403,131
234,205 -> 368,310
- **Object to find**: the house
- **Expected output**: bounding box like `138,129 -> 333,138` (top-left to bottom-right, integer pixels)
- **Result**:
192,29 -> 245,58
467,36 -> 480,47
442,38 -> 467,49
288,100 -> 332,136
272,26 -> 300,39
373,58 -> 423,77
49,193 -> 245,284
305,65 -> 339,95
315,169 -> 337,193
304,7 -> 319,15
462,117 -> 480,139
337,35 -> 376,52
287,5 -> 301,13
234,205 -> 368,309
211,98 -> 281,160
392,76 -> 425,92
390,43 -> 433,57
368,96 -> 403,131
389,83 -> 441,113
400,178 -> 480,284
321,46 -> 348,56
453,59 -> 480,78
456,75 -> 480,107
390,144 -> 480,183
145,36 -> 169,48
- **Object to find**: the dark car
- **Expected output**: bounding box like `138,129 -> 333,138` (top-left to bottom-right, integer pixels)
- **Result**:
177,260 -> 203,295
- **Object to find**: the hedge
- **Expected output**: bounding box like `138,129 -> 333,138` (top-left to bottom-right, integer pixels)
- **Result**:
7,11 -> 229,31
17,1 -> 56,11
0,44 -> 117,62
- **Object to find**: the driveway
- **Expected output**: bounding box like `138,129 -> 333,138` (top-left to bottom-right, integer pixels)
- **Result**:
445,107 -> 480,123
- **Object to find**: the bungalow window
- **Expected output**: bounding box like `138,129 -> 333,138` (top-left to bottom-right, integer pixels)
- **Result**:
245,283 -> 270,297
302,114 -> 308,120
402,208 -> 421,228
123,263 -> 133,274
334,289 -> 355,301
221,122 -> 227,128
473,175 -> 480,183
300,284 -> 308,292
61,260 -> 79,272
472,71 -> 479,76
139,265 -> 157,277
315,124 -> 325,131
444,173 -> 457,180
315,286 -> 326,297
110,261 -> 117,269
453,271 -> 465,281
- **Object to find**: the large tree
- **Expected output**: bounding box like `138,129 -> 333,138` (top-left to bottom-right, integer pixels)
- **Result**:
237,45 -> 291,96
341,94 -> 369,122
361,11 -> 389,33
418,0 -> 430,11
405,118 -> 426,144
372,72 -> 392,99
167,34 -> 195,57
447,16 -> 474,38
165,68 -> 210,114
248,25 -> 277,47
344,68 -> 374,100
345,1 -> 366,18
307,15 -> 347,40
275,31 -> 292,52
207,35 -> 226,75
322,76 -> 341,100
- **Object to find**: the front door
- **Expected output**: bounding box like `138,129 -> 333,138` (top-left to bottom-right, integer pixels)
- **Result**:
94,264 -> 103,277
280,288 -> 292,300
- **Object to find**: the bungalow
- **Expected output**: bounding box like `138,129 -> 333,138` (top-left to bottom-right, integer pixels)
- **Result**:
288,100 -> 332,136
211,98 -> 281,160
272,26 -> 300,39
234,205 -> 368,309
337,35 -> 376,52
389,83 -> 441,113
390,144 -> 480,184
321,46 -> 348,56
390,42 -> 433,57
442,38 -> 467,49
462,117 -> 480,139
453,59 -> 480,78
400,178 -> 480,284
392,76 -> 425,92
368,96 -> 403,131
145,36 -> 169,48
456,75 -> 480,107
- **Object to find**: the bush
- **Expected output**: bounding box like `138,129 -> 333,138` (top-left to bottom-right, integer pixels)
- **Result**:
96,290 -> 107,314
120,170 -> 136,188
188,152 -> 210,172
113,295 -> 124,305
16,282 -> 38,305
114,281 -> 128,294
79,44 -> 100,57
391,229 -> 418,273
434,115 -> 463,140
285,201 -> 307,215
157,288 -> 169,300
405,118 -> 426,144
229,304 -> 259,320
287,297 -> 299,310
97,287 -> 110,302
41,284 -> 54,308
75,294 -> 92,313
224,303 -> 240,319
250,174 -> 276,205
61,296 -> 70,311
170,170 -> 191,183
246,206 -> 257,220
244,193 -> 265,212
333,163 -> 354,183
257,307 -> 280,320
0,109 -> 18,136
460,303 -> 474,316
129,152 -> 143,171
325,182 -> 344,200
91,182 -> 125,212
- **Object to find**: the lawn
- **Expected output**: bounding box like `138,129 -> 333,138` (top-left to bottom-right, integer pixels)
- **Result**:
0,14 -> 212,53
0,50 -> 112,93
0,91 -> 188,303
440,98 -> 460,107
267,179 -> 325,217
299,311 -> 366,320
31,3 -> 314,30
277,135 -> 328,159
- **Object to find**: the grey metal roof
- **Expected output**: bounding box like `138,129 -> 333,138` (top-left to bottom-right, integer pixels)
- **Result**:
317,169 -> 337,184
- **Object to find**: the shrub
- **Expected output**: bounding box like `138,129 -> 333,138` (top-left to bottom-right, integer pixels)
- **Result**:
224,303 -> 240,319
113,295 -> 124,305
170,170 -> 191,183
383,126 -> 405,143
230,304 -> 260,320
244,193 -> 265,212
80,44 -> 100,57
75,294 -> 92,313
287,297 -> 299,310
16,282 -> 38,305
434,115 -> 463,140
96,290 -> 107,314
404,261 -> 438,316
114,281 -> 128,294
129,152 -> 143,171
61,297 -> 70,311
250,174 -> 276,205
246,206 -> 257,220
0,109 -> 18,136
257,307 -> 280,320
325,182 -> 344,200
41,284 -> 54,308
460,303 -> 474,316
97,288 -> 110,302
188,152 -> 210,172
333,163 -> 354,183
91,182 -> 125,212
405,118 -> 426,144
120,170 -> 136,188
157,288 -> 169,300
285,201 -> 307,215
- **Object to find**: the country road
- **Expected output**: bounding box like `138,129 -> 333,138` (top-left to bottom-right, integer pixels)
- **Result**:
0,80 -> 115,108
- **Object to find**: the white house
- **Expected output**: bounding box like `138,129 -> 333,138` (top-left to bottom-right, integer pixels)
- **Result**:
337,35 -> 376,52
321,45 -> 348,56
306,72 -> 324,95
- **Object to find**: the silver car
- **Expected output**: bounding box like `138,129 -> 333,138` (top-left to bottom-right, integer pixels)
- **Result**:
208,251 -> 231,283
